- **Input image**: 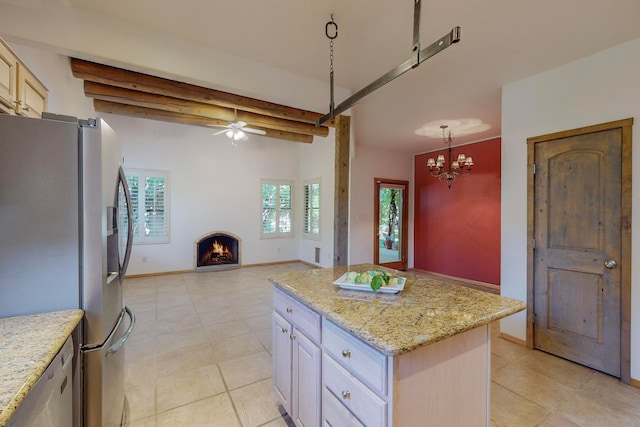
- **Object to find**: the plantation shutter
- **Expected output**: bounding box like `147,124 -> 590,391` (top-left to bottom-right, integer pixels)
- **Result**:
279,184 -> 292,233
126,175 -> 140,239
261,180 -> 293,238
303,181 -> 320,236
144,176 -> 167,237
125,169 -> 170,244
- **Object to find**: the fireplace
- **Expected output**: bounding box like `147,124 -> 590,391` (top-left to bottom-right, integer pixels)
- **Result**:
195,231 -> 241,272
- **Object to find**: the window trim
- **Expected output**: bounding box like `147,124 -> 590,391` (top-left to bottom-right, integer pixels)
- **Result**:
261,179 -> 294,239
303,178 -> 321,240
125,168 -> 170,245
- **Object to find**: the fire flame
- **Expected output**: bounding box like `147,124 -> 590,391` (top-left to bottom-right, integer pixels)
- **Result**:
199,238 -> 235,266
212,240 -> 227,254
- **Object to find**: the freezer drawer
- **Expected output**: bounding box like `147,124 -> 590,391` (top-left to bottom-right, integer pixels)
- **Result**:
83,306 -> 135,427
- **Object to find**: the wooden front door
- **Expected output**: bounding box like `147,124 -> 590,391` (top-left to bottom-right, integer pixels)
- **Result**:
527,119 -> 632,381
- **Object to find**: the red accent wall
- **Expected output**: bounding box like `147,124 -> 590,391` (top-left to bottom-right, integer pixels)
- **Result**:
414,138 -> 501,285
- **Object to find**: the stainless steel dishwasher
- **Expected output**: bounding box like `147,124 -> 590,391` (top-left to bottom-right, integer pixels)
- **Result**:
7,336 -> 74,427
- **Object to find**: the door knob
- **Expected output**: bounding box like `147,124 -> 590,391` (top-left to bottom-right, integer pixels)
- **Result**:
604,259 -> 617,269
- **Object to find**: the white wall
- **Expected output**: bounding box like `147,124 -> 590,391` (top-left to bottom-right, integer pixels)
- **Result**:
348,144 -> 414,266
298,132 -> 336,268
1,1 -> 351,273
115,115 -> 337,274
6,39 -> 339,275
501,37 -> 640,380
107,115 -> 302,274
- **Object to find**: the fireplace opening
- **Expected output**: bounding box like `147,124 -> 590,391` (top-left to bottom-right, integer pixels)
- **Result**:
195,231 -> 241,272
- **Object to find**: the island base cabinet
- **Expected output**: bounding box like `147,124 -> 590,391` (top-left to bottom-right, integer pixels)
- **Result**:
292,330 -> 321,427
391,324 -> 490,426
273,288 -> 322,427
273,311 -> 293,414
272,286 -> 494,427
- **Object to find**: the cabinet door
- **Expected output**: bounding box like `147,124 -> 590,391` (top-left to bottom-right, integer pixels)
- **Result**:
273,311 -> 293,414
292,329 -> 321,427
0,40 -> 17,114
16,63 -> 46,118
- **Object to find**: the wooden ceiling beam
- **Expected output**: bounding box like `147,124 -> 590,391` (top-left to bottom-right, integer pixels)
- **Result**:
84,81 -> 329,137
93,100 -> 314,144
70,57 -> 334,127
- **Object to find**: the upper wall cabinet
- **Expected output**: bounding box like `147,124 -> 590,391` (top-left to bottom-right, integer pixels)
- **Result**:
0,38 -> 47,118
0,39 -> 18,114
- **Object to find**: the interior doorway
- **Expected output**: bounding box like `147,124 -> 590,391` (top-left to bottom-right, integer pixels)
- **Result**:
527,118 -> 632,383
374,178 -> 408,271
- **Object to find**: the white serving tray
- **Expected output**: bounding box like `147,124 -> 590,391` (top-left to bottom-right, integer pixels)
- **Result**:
333,272 -> 406,293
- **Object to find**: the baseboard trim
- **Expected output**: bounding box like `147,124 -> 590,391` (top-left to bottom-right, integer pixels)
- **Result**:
631,378 -> 640,389
125,259 -> 318,279
498,332 -> 527,347
126,269 -> 193,279
408,269 -> 500,295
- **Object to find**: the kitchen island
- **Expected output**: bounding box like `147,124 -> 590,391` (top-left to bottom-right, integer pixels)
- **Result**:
269,264 -> 525,427
0,309 -> 83,427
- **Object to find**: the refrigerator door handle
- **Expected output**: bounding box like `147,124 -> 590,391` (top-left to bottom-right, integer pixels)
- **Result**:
118,166 -> 134,278
105,306 -> 135,358
81,308 -> 126,353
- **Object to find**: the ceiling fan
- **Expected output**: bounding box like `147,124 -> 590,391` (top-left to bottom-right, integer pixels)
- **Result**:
209,109 -> 266,141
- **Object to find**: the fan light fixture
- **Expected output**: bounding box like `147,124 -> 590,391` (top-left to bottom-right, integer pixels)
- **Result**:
209,109 -> 267,142
426,125 -> 474,189
225,128 -> 247,141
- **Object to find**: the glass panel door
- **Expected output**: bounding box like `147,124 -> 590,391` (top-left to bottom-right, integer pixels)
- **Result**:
374,179 -> 408,270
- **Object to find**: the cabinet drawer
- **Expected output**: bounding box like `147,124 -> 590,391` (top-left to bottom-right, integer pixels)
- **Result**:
323,353 -> 386,427
322,386 -> 364,427
323,320 -> 387,395
273,287 -> 321,343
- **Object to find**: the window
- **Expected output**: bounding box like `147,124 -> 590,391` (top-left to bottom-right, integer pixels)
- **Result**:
262,180 -> 293,238
125,168 -> 170,244
303,179 -> 320,238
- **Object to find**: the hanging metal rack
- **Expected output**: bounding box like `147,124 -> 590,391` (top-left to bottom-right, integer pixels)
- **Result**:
316,0 -> 461,126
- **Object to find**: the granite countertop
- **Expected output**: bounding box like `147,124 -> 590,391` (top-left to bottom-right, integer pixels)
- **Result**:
0,309 -> 83,427
269,264 -> 525,356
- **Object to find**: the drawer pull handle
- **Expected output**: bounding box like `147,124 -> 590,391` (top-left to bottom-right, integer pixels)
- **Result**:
286,307 -> 293,313
281,327 -> 288,334
341,390 -> 351,400
290,334 -> 297,340
342,349 -> 351,358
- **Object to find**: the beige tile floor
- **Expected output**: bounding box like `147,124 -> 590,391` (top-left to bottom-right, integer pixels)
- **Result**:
123,263 -> 640,426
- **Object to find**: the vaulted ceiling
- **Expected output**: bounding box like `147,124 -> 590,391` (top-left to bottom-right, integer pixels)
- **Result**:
3,0 -> 640,152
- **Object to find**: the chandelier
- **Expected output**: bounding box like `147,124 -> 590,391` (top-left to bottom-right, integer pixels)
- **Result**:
426,125 -> 474,188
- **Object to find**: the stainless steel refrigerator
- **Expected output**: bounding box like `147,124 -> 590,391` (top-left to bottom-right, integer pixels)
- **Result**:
0,113 -> 135,427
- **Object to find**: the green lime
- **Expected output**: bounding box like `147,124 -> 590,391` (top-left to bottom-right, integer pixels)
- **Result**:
370,275 -> 383,291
